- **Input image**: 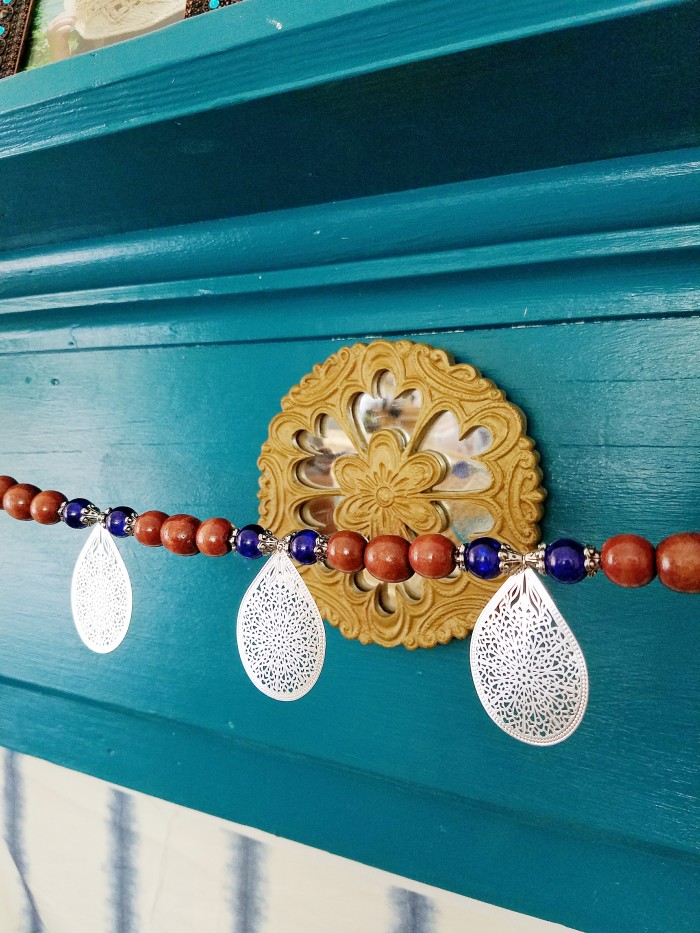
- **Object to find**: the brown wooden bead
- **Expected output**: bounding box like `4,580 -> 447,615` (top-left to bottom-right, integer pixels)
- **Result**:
3,483 -> 40,521
600,534 -> 656,588
0,476 -> 18,506
30,490 -> 66,525
364,535 -> 413,583
196,517 -> 233,557
161,514 -> 201,556
656,532 -> 700,594
327,530 -> 366,573
408,534 -> 456,578
133,510 -> 169,547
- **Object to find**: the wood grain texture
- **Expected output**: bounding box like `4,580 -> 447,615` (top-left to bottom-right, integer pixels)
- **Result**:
0,2 -> 699,930
0,5 -> 698,251
0,317 -> 698,930
1,0 -> 686,143
0,148 -> 697,300
0,0 -> 36,80
1,674 -> 699,933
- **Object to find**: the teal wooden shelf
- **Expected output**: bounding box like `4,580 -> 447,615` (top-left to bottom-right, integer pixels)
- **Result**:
0,2 -> 698,930
0,0 -> 697,250
1,0 -> 687,142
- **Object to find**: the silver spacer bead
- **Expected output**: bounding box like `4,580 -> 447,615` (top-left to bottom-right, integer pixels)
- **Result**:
257,529 -> 281,555
498,544 -> 525,576
584,545 -> 601,577
228,524 -> 240,553
81,504 -> 101,527
523,542 -> 546,575
97,508 -> 112,527
455,543 -> 466,572
314,533 -> 329,562
57,501 -> 68,521
123,512 -> 138,537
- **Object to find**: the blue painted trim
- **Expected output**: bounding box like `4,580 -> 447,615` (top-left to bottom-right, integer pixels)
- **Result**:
0,225 -> 696,314
1,148 -> 698,302
0,250 -> 697,356
1,680 -> 698,932
0,0 -> 685,153
3,6 -> 697,253
0,149 -> 697,355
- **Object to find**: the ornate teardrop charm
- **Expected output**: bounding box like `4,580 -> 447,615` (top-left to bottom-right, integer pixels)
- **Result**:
237,550 -> 326,701
71,524 -> 133,654
470,568 -> 588,745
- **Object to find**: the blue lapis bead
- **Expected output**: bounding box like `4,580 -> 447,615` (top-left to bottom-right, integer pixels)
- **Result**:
466,537 -> 502,579
289,529 -> 319,565
544,538 -> 587,584
62,498 -> 95,529
105,506 -> 136,538
235,524 -> 264,559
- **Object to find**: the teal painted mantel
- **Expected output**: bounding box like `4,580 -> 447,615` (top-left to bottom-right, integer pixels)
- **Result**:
0,2 -> 699,930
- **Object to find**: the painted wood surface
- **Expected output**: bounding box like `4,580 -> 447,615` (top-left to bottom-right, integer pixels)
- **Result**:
0,3 -> 698,251
0,2 -> 699,931
0,0 -> 687,146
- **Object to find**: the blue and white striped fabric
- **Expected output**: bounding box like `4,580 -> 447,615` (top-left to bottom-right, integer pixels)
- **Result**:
0,747 -> 574,933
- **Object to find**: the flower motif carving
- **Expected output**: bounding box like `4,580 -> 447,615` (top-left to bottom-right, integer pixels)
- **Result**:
334,431 -> 444,538
258,340 -> 545,649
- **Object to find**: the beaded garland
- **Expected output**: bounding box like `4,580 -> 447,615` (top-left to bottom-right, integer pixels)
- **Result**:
3,472 -> 699,742
1,474 -> 699,593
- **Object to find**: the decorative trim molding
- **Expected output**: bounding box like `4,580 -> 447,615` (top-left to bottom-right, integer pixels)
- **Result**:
0,149 -> 700,316
1,148 -> 697,298
0,148 -> 697,355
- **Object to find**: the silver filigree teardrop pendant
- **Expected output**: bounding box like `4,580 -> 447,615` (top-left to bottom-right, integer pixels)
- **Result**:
470,568 -> 588,745
237,550 -> 326,701
71,524 -> 133,654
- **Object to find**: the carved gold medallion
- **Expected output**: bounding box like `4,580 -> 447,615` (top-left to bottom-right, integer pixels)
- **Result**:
258,340 -> 544,649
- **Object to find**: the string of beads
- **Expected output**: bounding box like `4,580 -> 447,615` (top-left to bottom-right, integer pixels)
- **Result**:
1,475 -> 699,593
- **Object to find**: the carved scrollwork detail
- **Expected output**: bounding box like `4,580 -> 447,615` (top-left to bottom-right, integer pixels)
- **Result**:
258,340 -> 545,649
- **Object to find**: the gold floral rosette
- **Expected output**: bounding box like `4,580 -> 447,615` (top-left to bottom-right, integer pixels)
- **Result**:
258,340 -> 544,649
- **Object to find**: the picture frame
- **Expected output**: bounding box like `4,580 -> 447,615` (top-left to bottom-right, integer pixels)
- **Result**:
185,0 -> 244,14
0,0 -> 238,79
0,0 -> 36,79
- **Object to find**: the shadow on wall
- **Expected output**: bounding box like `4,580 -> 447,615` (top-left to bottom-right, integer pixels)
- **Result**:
0,747 -> 574,932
